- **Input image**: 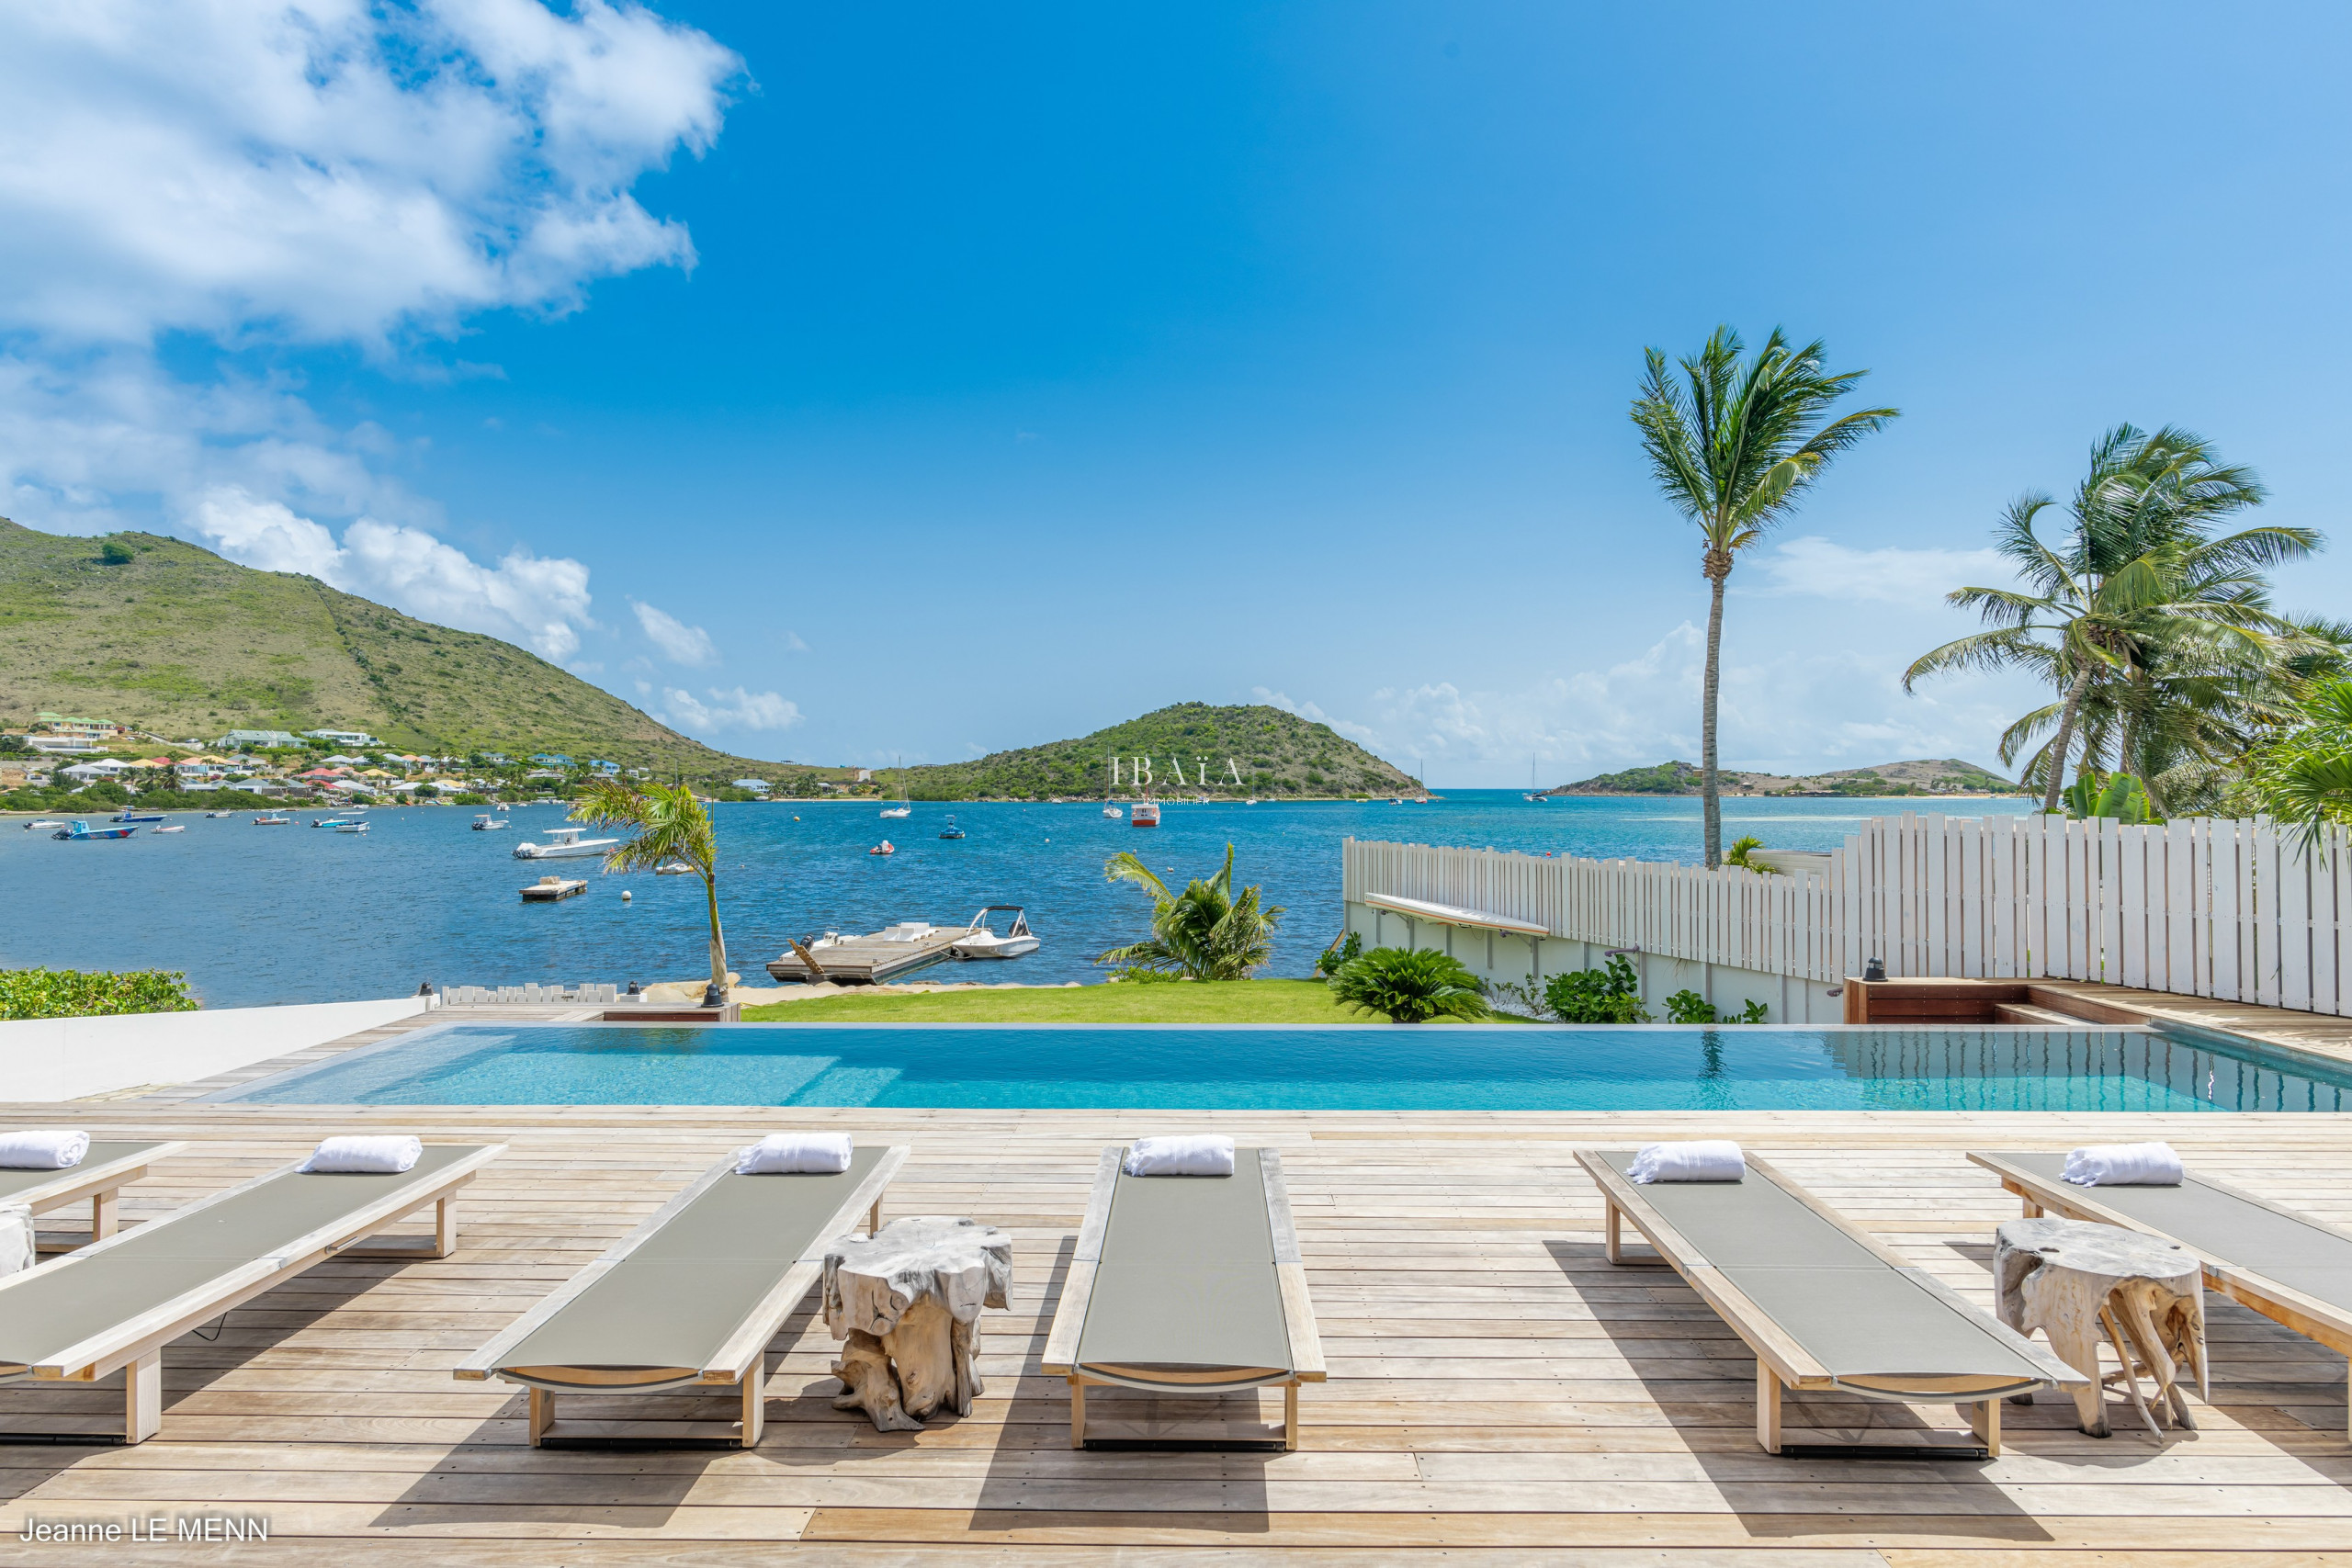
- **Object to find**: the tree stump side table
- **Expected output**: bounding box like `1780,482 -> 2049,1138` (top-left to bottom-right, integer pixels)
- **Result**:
823,1216 -> 1012,1432
1995,1216 -> 2208,1439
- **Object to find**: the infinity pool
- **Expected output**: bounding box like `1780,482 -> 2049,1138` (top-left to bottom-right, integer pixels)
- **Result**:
206,1023 -> 2352,1112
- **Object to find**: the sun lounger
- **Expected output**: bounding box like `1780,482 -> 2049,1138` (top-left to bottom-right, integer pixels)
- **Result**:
1039,1145 -> 1324,1450
0,1142 -> 500,1442
1972,1150 -> 2352,1436
455,1144 -> 909,1447
1577,1148 -> 2084,1456
0,1141 -> 186,1253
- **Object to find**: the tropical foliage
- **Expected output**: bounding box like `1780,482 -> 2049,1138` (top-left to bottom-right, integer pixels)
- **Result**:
1543,955 -> 1652,1023
2247,678 -> 2352,850
1724,835 -> 1776,874
0,967 -> 197,1020
1098,843 -> 1285,981
2062,771 -> 2161,824
1326,946 -> 1489,1022
1905,426 -> 2320,815
1663,989 -> 1770,1024
1314,930 -> 1363,979
1631,325 -> 1898,866
572,780 -> 729,1000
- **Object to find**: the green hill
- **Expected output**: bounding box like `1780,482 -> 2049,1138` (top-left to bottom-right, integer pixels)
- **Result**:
1552,757 -> 2022,797
0,519 -> 820,779
899,702 -> 1419,800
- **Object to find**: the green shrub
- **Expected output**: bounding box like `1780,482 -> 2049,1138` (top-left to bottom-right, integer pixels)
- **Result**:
0,968 -> 199,1020
1544,955 -> 1651,1023
1313,931 -> 1363,979
99,537 -> 136,565
1328,946 -> 1487,1023
1664,989 -> 1769,1024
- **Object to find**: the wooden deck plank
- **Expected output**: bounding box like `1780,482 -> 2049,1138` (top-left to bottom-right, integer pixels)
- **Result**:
0,1102 -> 2347,1560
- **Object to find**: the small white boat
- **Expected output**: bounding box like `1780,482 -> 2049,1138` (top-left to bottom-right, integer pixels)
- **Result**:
654,860 -> 696,874
337,820 -> 369,833
153,825 -> 187,833
471,814 -> 509,830
1245,798 -> 1259,806
26,819 -> 64,830
513,827 -> 619,860
951,905 -> 1038,960
254,815 -> 291,825
206,810 -> 235,818
879,804 -> 911,819
1102,805 -> 1123,818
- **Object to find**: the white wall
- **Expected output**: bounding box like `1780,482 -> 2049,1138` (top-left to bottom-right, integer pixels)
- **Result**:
1343,900 -> 1847,1024
0,997 -> 430,1102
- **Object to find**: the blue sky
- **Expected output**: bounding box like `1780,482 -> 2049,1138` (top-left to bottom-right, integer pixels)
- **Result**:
5,3 -> 2347,784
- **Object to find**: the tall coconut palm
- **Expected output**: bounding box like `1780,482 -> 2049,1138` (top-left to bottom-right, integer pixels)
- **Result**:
1631,326 -> 1898,866
1904,426 -> 2313,813
1098,842 -> 1284,981
572,779 -> 729,1003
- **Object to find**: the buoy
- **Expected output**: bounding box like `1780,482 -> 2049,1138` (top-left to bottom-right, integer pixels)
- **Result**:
621,890 -> 632,902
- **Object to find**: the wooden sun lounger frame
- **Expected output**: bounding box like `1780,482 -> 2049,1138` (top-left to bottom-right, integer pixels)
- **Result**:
0,1144 -> 501,1444
454,1145 -> 908,1449
1971,1151 -> 2352,1438
1579,1149 -> 2083,1456
1039,1145 -> 1326,1451
5,1141 -> 188,1254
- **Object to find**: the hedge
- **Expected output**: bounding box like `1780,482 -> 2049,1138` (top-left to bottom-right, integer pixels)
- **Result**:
0,968 -> 200,1020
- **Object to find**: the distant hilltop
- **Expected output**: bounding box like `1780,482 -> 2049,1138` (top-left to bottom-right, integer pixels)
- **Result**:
899,702 -> 1421,800
1549,758 -> 2024,798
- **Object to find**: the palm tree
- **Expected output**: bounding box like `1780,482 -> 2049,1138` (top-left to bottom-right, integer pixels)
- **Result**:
1631,326 -> 1898,866
1098,843 -> 1284,981
572,779 -> 729,1003
1327,946 -> 1488,1022
2248,677 -> 2352,851
1904,426 -> 2313,813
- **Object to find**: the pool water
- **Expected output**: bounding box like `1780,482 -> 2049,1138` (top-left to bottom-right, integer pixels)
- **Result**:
207,1023 -> 2352,1112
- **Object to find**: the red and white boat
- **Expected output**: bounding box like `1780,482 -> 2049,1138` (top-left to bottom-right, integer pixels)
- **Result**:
1129,800 -> 1159,828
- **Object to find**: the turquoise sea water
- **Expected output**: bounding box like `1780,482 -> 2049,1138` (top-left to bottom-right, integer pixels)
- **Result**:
209,1021 -> 2352,1112
0,791 -> 2039,1008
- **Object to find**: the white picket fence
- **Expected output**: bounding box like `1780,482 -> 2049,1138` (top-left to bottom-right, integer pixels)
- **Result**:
1343,813 -> 2352,1015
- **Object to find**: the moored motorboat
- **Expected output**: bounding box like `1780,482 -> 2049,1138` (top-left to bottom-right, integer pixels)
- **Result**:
111,810 -> 164,824
206,809 -> 235,818
950,905 -> 1038,960
336,820 -> 369,833
254,815 -> 291,825
513,827 -> 619,861
869,839 -> 896,856
471,814 -> 509,830
153,825 -> 186,833
25,819 -> 63,830
1129,800 -> 1160,828
1102,805 -> 1123,818
938,815 -> 966,840
53,820 -> 136,840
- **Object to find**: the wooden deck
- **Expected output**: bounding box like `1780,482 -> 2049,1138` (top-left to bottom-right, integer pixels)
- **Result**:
2,1100 -> 2348,1562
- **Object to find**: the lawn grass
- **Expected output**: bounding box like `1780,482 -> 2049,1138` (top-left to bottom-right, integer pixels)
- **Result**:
737,977 -> 1516,1024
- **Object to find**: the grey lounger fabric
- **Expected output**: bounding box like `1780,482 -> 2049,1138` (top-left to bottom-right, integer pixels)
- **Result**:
1580,1149 -> 2081,1454
0,1142 -> 169,1208
1984,1151 -> 2352,1311
1076,1147 -> 1294,1384
488,1145 -> 898,1391
1041,1145 -> 1323,1450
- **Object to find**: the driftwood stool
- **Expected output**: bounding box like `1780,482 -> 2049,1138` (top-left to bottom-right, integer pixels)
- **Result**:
822,1216 -> 1012,1432
1995,1216 -> 2208,1439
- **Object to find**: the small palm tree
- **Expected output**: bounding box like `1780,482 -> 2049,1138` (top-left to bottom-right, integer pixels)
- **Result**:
1724,835 -> 1777,874
1632,326 -> 1898,866
573,779 -> 729,1002
2249,678 -> 2352,852
1098,843 -> 1283,981
1328,947 -> 1488,1023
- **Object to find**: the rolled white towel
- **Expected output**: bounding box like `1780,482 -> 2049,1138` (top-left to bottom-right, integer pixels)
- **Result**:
1628,1140 -> 1746,1184
300,1135 -> 423,1174
0,1205 -> 31,1278
1124,1134 -> 1236,1178
2062,1141 -> 2182,1187
0,1130 -> 89,1169
736,1133 -> 854,1175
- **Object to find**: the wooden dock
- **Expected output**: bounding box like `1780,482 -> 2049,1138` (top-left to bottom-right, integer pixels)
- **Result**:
765,926 -> 965,985
2,1096 -> 2349,1560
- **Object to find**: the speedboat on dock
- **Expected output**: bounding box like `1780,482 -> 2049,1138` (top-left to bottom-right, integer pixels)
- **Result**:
950,905 -> 1038,960
520,875 -> 587,901
514,827 -> 619,861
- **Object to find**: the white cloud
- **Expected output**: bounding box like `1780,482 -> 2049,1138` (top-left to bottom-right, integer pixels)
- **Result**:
1750,536 -> 2012,607
0,0 -> 741,346
0,2 -> 742,670
185,484 -> 594,660
1250,687 -> 1380,745
661,686 -> 801,735
631,600 -> 718,666
783,630 -> 810,653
